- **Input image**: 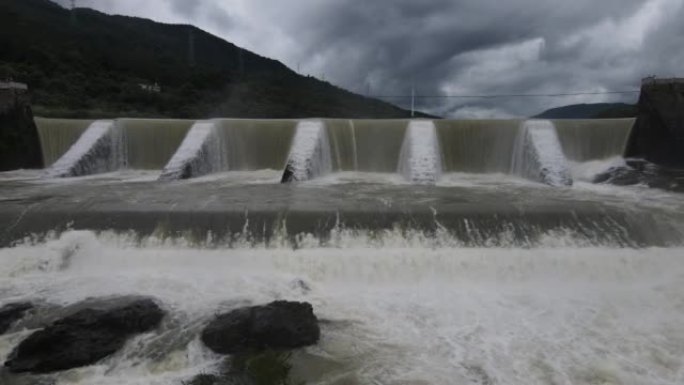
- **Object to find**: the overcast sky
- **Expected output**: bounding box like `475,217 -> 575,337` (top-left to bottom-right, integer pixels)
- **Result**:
54,0 -> 684,117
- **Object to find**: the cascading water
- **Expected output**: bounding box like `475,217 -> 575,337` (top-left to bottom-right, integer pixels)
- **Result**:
436,119 -> 521,173
398,120 -> 442,184
3,115 -> 684,385
325,119 -> 407,172
47,120 -> 126,178
35,118 -> 94,167
214,119 -> 297,172
159,121 -> 224,181
122,119 -> 194,170
554,118 -> 634,162
281,120 -> 332,183
511,120 -> 573,186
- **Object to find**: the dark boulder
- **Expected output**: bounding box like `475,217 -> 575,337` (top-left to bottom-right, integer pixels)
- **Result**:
201,301 -> 319,355
0,302 -> 34,335
594,159 -> 684,192
5,296 -> 164,374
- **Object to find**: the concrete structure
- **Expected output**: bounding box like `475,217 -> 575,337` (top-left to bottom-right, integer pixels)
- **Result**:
0,83 -> 43,170
628,77 -> 684,167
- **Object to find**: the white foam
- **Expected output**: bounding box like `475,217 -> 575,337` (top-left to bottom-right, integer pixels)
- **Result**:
284,120 -> 332,182
511,120 -> 573,186
398,120 -> 443,184
159,121 -> 223,180
1,231 -> 684,384
46,120 -> 125,178
570,156 -> 627,182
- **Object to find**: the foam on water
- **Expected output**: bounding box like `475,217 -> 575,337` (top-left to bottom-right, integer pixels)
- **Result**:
1,231 -> 684,385
283,120 -> 332,182
47,120 -> 126,178
159,121 -> 224,181
398,120 -> 443,184
570,156 -> 627,182
511,120 -> 573,187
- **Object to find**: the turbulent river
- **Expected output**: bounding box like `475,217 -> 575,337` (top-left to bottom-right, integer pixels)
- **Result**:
1,166 -> 684,385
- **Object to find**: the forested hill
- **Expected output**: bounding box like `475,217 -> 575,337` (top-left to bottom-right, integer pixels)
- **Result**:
0,0 -> 430,119
533,103 -> 637,119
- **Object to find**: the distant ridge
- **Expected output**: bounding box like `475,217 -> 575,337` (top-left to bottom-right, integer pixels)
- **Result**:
0,0 -> 433,119
533,103 -> 637,119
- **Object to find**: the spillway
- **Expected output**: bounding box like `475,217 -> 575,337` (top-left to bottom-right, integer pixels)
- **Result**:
325,119 -> 407,172
35,118 -> 94,166
6,116 -> 684,385
214,119 -> 297,171
122,119 -> 194,169
398,120 -> 442,183
436,119 -> 522,173
511,120 -> 573,186
282,120 -> 332,183
35,118 -> 638,184
554,118 -> 634,161
44,119 -> 193,177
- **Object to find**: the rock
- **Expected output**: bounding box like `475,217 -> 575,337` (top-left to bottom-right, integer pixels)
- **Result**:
0,302 -> 33,335
594,159 -> 684,192
201,301 -> 320,355
627,78 -> 684,167
5,296 -> 164,374
0,85 -> 44,171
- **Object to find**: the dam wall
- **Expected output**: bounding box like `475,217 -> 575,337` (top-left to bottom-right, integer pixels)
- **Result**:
26,117 -> 637,186
0,84 -> 43,170
628,78 -> 684,167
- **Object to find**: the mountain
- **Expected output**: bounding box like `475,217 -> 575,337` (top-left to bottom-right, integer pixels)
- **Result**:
0,0 -> 432,119
533,103 -> 637,119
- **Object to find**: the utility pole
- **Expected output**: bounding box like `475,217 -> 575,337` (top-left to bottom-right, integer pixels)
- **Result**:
411,85 -> 415,118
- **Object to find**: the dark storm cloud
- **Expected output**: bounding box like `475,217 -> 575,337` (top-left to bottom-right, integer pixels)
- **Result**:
53,0 -> 684,117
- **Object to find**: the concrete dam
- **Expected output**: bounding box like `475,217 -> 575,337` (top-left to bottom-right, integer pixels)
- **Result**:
3,117 -> 681,249
34,118 -> 634,184
3,116 -> 684,385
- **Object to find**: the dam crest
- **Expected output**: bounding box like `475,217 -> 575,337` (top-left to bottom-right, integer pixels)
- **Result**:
37,117 -> 635,187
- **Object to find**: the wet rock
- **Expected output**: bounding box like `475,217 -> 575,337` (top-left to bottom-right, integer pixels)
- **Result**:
5,296 -> 165,374
201,301 -> 320,355
594,159 -> 684,192
0,303 -> 34,335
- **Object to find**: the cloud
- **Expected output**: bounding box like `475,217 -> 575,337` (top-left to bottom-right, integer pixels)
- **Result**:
54,0 -> 684,117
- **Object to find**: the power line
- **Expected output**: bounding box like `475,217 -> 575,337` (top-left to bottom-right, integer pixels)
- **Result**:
370,90 -> 640,99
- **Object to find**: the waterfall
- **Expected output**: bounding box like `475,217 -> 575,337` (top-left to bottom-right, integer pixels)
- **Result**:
436,119 -> 521,173
554,119 -> 635,161
122,119 -> 194,170
159,121 -> 224,181
47,120 -> 126,178
35,118 -> 93,167
325,119 -> 407,172
281,120 -> 332,183
398,120 -> 442,184
214,119 -> 297,171
511,120 -> 573,186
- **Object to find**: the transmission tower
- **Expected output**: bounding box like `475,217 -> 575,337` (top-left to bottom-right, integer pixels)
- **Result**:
70,0 -> 76,9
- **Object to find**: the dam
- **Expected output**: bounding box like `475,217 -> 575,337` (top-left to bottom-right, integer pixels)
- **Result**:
33,117 -> 634,183
3,117 -> 684,385
4,116 -> 681,249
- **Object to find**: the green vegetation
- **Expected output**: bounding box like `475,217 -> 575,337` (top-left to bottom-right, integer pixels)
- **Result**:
0,0 -> 428,119
533,103 -> 637,119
